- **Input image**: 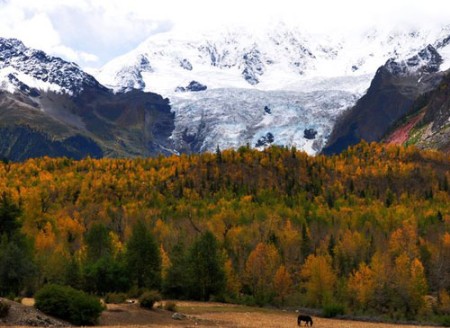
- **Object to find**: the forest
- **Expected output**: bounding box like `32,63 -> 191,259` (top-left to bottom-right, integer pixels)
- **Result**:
0,142 -> 449,322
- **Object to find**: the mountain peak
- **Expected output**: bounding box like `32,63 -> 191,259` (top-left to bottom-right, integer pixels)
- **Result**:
0,37 -> 104,96
0,37 -> 27,51
386,44 -> 443,76
93,24 -> 450,155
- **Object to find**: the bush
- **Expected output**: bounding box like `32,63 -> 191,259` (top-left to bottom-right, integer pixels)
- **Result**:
439,315 -> 450,327
127,286 -> 146,299
237,294 -> 256,307
35,284 -> 104,325
69,291 -> 105,326
322,303 -> 345,318
104,292 -> 127,304
139,290 -> 161,309
163,301 -> 177,312
0,300 -> 10,318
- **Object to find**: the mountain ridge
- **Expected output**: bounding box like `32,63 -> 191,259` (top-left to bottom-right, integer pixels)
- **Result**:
2,23 -> 450,160
96,24 -> 450,155
0,38 -> 176,161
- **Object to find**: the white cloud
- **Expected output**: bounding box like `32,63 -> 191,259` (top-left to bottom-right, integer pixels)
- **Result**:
0,0 -> 449,68
0,1 -> 100,66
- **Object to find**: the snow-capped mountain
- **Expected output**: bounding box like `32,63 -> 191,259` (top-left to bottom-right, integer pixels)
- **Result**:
0,38 -> 103,96
0,38 -> 175,161
96,23 -> 450,154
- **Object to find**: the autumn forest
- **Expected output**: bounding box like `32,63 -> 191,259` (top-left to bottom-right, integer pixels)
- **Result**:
0,142 -> 449,322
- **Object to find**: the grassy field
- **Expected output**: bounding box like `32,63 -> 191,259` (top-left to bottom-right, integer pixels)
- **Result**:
15,300 -> 443,328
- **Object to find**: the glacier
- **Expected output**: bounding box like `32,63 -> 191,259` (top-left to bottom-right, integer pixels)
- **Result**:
96,23 -> 450,154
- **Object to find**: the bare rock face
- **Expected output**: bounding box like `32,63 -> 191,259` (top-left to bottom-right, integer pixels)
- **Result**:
303,128 -> 318,140
408,71 -> 450,152
323,45 -> 445,155
242,48 -> 265,85
386,45 -> 443,76
175,80 -> 207,92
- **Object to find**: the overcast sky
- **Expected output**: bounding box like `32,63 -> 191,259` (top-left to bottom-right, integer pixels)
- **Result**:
0,0 -> 449,69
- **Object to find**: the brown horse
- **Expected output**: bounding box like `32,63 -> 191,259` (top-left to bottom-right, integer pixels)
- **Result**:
297,314 -> 313,326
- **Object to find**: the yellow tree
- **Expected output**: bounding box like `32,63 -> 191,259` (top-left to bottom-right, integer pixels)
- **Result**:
348,263 -> 375,311
334,229 -> 369,275
432,232 -> 450,291
388,223 -> 418,260
368,252 -> 392,312
245,242 -> 280,304
273,265 -> 292,305
160,244 -> 171,281
392,252 -> 428,318
438,289 -> 450,315
224,258 -> 241,299
300,254 -> 336,307
409,258 -> 428,316
35,221 -> 72,284
277,220 -> 301,274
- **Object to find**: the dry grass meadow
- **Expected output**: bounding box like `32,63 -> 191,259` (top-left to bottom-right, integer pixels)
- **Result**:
13,300 -> 443,328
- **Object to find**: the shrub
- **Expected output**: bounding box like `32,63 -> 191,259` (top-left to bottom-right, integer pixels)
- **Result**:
69,291 -> 105,325
237,294 -> 256,307
35,284 -> 104,325
163,301 -> 177,312
322,303 -> 345,318
139,290 -> 161,309
439,315 -> 450,327
127,286 -> 146,299
0,300 -> 10,318
104,292 -> 127,304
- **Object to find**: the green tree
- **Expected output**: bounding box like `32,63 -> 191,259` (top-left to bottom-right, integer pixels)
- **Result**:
64,256 -> 82,290
125,220 -> 161,290
83,256 -> 129,294
163,243 -> 190,298
188,231 -> 225,301
0,194 -> 35,296
0,236 -> 36,295
85,223 -> 113,263
82,223 -> 128,294
0,193 -> 21,238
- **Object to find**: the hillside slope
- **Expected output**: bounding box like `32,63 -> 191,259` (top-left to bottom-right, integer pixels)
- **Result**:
0,38 -> 175,161
323,45 -> 447,154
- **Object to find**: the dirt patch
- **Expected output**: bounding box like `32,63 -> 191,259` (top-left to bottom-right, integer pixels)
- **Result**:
99,302 -> 219,327
386,112 -> 425,145
8,299 -> 442,328
199,311 -> 440,328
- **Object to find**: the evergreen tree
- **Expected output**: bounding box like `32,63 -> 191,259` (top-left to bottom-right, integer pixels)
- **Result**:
65,256 -> 82,290
125,220 -> 161,290
85,223 -> 113,263
0,194 -> 35,296
216,145 -> 222,164
163,243 -> 190,298
0,193 -> 21,238
301,224 -> 311,263
0,236 -> 35,295
188,231 -> 225,301
83,256 -> 129,294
